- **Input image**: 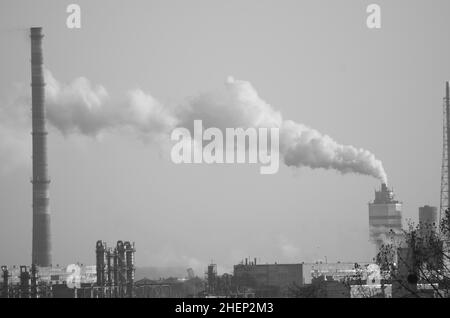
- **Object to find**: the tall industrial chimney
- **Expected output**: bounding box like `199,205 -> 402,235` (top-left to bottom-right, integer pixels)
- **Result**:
30,27 -> 52,267
440,81 -> 450,223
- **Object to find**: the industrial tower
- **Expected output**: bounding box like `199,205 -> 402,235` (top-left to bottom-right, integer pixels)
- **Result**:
440,81 -> 450,223
30,27 -> 52,267
368,183 -> 402,254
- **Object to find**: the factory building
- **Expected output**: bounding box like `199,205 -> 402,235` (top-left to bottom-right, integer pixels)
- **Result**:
233,259 -> 303,297
369,183 -> 403,254
307,276 -> 351,298
302,262 -> 363,284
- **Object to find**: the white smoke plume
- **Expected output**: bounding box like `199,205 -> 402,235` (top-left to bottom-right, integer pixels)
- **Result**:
0,71 -> 387,182
0,83 -> 31,174
176,76 -> 387,182
281,121 -> 387,182
44,70 -> 177,138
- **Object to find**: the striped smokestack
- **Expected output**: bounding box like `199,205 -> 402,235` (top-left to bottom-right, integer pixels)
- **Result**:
30,27 -> 52,267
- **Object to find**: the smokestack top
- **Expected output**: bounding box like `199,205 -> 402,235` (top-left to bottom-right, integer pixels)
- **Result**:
373,183 -> 399,204
30,27 -> 43,38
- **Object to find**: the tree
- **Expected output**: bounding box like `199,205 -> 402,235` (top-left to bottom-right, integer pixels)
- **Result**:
341,262 -> 389,298
375,209 -> 450,298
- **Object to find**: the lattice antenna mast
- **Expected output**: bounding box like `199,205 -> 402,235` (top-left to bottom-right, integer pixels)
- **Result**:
440,81 -> 450,224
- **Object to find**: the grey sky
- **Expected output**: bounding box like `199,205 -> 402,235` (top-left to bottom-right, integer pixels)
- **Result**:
0,0 -> 449,274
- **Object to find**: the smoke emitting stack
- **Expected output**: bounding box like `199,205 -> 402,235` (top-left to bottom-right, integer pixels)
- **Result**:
368,183 -> 402,255
30,27 -> 52,267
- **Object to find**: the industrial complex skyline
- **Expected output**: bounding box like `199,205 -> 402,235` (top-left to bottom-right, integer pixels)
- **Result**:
1,0 -> 450,276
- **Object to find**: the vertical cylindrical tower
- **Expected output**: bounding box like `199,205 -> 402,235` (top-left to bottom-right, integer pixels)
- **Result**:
113,249 -> 119,297
96,241 -> 106,287
124,241 -> 135,298
30,27 -> 52,267
1,266 -> 9,298
419,205 -> 438,239
419,206 -> 438,227
446,81 -> 450,221
116,241 -> 126,297
30,264 -> 38,298
19,266 -> 30,298
442,82 -> 450,222
106,248 -> 112,287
